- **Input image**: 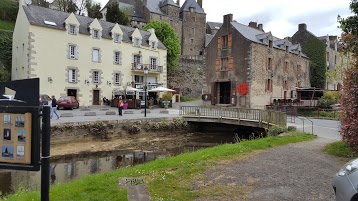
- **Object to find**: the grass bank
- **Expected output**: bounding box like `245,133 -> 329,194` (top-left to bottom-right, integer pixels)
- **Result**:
3,132 -> 316,201
298,109 -> 340,120
324,141 -> 358,158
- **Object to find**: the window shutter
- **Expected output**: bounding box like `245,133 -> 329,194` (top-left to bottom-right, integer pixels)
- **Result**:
215,59 -> 220,72
68,70 -> 72,82
217,37 -> 221,50
228,34 -> 232,48
228,56 -> 233,71
75,46 -> 78,59
119,52 -> 122,64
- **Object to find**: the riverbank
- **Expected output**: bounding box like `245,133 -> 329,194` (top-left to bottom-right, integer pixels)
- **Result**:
2,132 -> 316,201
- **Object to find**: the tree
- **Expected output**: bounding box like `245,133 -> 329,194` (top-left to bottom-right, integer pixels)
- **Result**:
338,0 -> 358,152
86,0 -> 102,19
105,2 -> 129,25
51,0 -> 83,13
144,21 -> 181,72
0,0 -> 18,21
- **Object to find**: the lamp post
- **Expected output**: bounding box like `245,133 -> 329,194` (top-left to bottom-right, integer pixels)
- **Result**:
144,66 -> 148,117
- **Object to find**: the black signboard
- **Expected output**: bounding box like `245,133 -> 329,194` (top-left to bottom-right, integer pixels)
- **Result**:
0,78 -> 39,106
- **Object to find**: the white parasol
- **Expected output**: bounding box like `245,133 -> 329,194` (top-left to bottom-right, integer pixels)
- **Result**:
125,86 -> 141,92
148,86 -> 175,92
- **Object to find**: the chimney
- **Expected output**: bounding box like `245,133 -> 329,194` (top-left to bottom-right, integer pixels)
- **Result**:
298,23 -> 307,31
176,0 -> 180,6
223,14 -> 233,25
258,23 -> 263,31
197,0 -> 202,8
248,21 -> 257,28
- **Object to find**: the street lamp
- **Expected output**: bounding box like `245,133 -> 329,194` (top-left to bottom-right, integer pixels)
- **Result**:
144,66 -> 148,117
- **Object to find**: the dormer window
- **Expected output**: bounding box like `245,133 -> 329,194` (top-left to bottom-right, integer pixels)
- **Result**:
114,34 -> 121,43
69,24 -> 76,35
151,42 -> 156,49
189,7 -> 194,12
285,45 -> 289,53
93,30 -> 99,39
134,38 -> 140,46
268,40 -> 273,48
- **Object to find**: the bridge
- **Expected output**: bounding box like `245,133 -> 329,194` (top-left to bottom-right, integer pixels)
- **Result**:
179,106 -> 287,129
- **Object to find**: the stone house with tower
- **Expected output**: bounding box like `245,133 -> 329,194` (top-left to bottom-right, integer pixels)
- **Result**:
101,0 -> 206,56
12,1 -> 167,106
205,14 -> 310,109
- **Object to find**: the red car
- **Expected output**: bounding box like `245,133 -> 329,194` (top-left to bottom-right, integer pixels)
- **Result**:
57,96 -> 79,110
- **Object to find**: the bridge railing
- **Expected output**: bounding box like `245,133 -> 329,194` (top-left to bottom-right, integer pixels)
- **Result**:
179,106 -> 287,127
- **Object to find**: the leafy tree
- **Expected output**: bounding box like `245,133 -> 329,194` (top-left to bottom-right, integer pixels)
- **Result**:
0,0 -> 18,22
0,62 -> 11,82
105,2 -> 129,25
86,0 -> 102,19
0,30 -> 12,75
338,0 -> 358,152
51,0 -> 79,13
144,21 -> 181,72
32,0 -> 50,8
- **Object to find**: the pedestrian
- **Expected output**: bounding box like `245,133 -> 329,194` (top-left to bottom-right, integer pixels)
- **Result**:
117,96 -> 124,116
51,95 -> 60,119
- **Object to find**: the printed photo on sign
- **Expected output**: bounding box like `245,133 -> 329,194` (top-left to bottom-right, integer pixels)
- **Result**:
2,145 -> 14,158
3,129 -> 11,141
16,146 -> 25,157
4,114 -> 11,125
17,130 -> 26,143
15,116 -> 25,127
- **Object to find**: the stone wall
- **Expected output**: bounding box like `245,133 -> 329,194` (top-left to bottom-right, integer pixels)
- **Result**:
180,11 -> 206,56
50,117 -> 190,145
168,55 -> 207,98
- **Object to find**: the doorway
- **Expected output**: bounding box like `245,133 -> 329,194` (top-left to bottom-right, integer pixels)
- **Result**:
67,89 -> 77,98
219,82 -> 231,104
93,90 -> 100,105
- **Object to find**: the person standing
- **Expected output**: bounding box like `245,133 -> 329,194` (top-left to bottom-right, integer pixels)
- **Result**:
51,95 -> 60,119
117,97 -> 124,116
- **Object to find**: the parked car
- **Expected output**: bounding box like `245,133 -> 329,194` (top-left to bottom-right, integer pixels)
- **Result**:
333,158 -> 358,201
57,96 -> 79,110
39,94 -> 51,106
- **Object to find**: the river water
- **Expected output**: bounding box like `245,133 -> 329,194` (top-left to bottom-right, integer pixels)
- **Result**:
0,132 -> 236,195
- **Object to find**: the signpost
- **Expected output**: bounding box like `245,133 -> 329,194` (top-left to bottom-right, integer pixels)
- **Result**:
0,78 -> 50,201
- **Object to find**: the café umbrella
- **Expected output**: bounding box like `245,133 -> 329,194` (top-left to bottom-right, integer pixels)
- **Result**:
148,86 -> 175,92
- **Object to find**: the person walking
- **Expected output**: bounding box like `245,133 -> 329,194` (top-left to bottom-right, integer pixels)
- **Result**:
51,95 -> 60,119
117,96 -> 124,116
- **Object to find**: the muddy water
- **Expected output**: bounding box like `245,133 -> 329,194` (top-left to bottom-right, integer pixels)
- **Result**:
0,132 -> 236,195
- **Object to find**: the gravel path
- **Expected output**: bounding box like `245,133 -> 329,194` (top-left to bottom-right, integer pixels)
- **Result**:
193,138 -> 345,201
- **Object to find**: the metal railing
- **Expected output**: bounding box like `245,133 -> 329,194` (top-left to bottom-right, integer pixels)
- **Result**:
180,106 -> 287,127
131,63 -> 163,73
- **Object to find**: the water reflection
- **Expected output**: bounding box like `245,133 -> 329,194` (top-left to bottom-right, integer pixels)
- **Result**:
0,133 -> 235,195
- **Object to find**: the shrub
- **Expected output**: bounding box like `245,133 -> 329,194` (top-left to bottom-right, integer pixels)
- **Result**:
162,92 -> 173,101
287,126 -> 297,131
318,91 -> 339,108
268,125 -> 288,136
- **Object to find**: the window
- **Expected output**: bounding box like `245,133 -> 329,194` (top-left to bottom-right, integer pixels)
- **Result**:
283,80 -> 288,90
170,20 -> 173,25
114,34 -> 120,43
268,40 -> 273,48
285,62 -> 289,73
69,45 -> 77,59
133,54 -> 141,67
222,35 -> 228,49
191,39 -> 194,43
297,81 -> 302,88
114,51 -> 121,64
134,38 -> 140,46
192,28 -> 195,35
150,58 -> 157,70
68,69 -> 76,83
115,73 -> 121,84
134,75 -> 144,83
151,42 -> 156,49
266,79 -> 273,92
192,17 -> 196,22
267,58 -> 273,70
92,49 -> 100,62
93,30 -> 99,39
221,58 -> 228,71
69,25 -> 76,34
93,71 -> 99,83
285,45 -> 289,53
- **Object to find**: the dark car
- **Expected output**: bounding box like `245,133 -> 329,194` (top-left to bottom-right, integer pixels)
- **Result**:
333,158 -> 358,201
57,96 -> 79,110
39,94 -> 51,106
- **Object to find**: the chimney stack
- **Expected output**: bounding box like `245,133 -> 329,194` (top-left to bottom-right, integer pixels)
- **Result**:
329,35 -> 337,41
197,0 -> 203,8
223,14 -> 233,26
258,23 -> 263,31
176,0 -> 180,6
249,21 -> 257,28
298,23 -> 307,31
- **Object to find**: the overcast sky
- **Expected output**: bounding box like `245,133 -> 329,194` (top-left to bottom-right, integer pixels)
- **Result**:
97,0 -> 353,39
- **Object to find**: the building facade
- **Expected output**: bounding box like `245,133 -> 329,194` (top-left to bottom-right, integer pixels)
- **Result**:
12,2 -> 167,106
101,0 -> 206,56
205,14 -> 310,109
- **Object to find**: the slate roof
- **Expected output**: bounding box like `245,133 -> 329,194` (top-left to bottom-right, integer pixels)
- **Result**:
207,21 -> 222,30
146,0 -> 166,15
231,21 -> 307,57
180,0 -> 205,14
160,0 -> 179,8
205,34 -> 214,47
22,5 -> 166,49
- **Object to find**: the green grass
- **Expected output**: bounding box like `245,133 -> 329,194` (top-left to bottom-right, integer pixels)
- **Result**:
0,20 -> 15,31
324,141 -> 358,158
298,109 -> 340,120
2,132 -> 316,201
